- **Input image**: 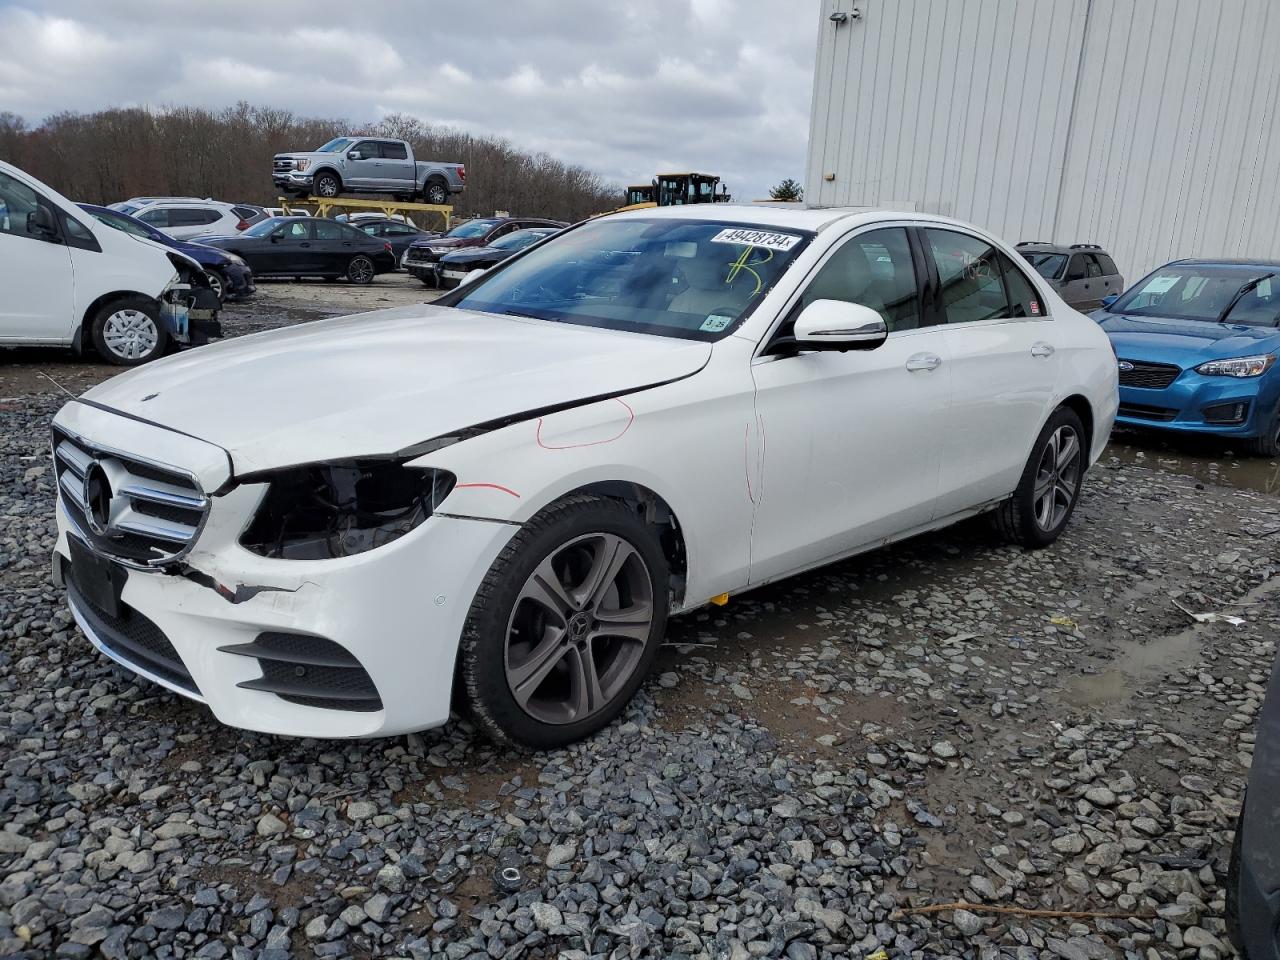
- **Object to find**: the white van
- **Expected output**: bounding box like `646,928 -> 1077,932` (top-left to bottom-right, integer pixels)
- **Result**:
0,161 -> 221,366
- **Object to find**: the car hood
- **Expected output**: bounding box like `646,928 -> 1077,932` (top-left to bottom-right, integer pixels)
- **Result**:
1094,311 -> 1280,363
77,305 -> 712,475
409,237 -> 475,250
441,245 -> 506,263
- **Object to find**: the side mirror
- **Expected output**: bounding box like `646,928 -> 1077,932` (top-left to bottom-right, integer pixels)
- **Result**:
269,232 -> 282,243
347,151 -> 363,160
791,300 -> 888,351
27,205 -> 59,241
1101,293 -> 1119,308
459,268 -> 486,287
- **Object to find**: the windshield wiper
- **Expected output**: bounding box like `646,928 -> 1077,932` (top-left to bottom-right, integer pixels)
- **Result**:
1216,273 -> 1275,324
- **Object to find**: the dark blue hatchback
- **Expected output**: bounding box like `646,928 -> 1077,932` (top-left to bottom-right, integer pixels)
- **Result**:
1093,260 -> 1280,455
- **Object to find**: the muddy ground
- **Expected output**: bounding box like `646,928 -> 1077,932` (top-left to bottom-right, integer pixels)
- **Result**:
0,282 -> 1275,959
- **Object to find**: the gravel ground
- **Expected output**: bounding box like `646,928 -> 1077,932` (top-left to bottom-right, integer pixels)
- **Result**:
1,292 -> 1277,959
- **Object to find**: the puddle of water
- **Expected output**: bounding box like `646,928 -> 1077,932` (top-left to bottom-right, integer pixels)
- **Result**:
1106,431 -> 1280,496
1063,622 -> 1202,706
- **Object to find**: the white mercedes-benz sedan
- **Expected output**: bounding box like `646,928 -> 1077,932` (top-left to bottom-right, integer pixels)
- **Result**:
51,206 -> 1118,747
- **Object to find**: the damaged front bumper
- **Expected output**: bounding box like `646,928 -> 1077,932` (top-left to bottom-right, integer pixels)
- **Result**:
161,263 -> 223,347
51,401 -> 516,738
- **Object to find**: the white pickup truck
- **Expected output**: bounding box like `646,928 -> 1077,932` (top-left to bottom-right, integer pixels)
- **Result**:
272,137 -> 466,205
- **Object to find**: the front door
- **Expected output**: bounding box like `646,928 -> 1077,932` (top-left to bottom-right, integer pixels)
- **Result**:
920,228 -> 1062,516
258,220 -> 313,274
748,226 -> 950,584
344,140 -> 382,190
0,170 -> 75,341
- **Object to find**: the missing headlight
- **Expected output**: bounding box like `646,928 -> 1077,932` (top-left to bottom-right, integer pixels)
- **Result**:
239,462 -> 455,560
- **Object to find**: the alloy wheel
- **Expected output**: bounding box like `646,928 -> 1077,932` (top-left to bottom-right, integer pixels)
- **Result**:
504,532 -> 654,725
206,271 -> 224,301
1032,424 -> 1081,531
348,257 -> 374,283
102,309 -> 159,361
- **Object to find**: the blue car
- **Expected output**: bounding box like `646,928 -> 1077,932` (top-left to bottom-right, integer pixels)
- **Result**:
1093,259 -> 1280,455
77,203 -> 256,302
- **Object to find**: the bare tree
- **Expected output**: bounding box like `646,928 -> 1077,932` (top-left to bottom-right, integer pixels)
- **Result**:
0,104 -> 619,222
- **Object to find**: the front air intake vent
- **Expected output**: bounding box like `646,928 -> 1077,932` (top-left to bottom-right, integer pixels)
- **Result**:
220,633 -> 382,712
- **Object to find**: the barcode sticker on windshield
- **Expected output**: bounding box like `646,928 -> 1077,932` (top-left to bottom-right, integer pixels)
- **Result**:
710,228 -> 800,250
1140,276 -> 1179,295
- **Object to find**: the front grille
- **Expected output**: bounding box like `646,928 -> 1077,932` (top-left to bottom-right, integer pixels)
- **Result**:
53,427 -> 208,568
66,564 -> 199,695
1118,359 -> 1181,389
220,633 -> 383,712
273,158 -> 294,173
404,248 -> 433,263
1118,402 -> 1178,422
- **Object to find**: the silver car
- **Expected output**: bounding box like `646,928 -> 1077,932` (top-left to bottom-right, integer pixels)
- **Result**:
1016,242 -> 1124,310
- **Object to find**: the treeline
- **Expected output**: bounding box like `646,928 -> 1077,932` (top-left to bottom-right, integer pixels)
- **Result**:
0,103 -> 620,222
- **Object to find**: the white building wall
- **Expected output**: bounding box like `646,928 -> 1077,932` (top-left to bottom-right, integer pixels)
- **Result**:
806,0 -> 1280,278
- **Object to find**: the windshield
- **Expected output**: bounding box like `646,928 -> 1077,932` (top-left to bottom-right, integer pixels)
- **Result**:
1020,251 -> 1066,279
447,219 -> 499,240
244,217 -> 289,238
448,217 -> 811,341
491,229 -> 552,251
86,209 -> 153,240
316,138 -> 355,153
1111,266 -> 1280,326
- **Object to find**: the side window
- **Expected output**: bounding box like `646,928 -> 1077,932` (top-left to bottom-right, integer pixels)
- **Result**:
924,229 -> 1009,324
0,171 -> 48,241
1084,254 -> 1104,278
314,219 -> 344,241
793,227 -> 921,332
138,208 -> 169,227
61,214 -> 99,251
1000,253 -> 1045,318
1096,253 -> 1119,276
1064,254 -> 1086,281
350,140 -> 372,159
277,221 -> 310,240
380,141 -> 408,160
490,223 -> 518,240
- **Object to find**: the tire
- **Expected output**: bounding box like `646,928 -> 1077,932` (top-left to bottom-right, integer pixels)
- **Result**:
992,406 -> 1086,548
346,256 -> 375,284
90,297 -> 169,366
1226,808 -> 1243,950
423,179 -> 449,206
1245,412 -> 1280,457
459,496 -> 670,749
206,269 -> 226,302
312,171 -> 341,198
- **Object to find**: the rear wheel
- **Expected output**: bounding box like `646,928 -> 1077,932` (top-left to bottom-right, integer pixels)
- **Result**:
90,297 -> 169,366
423,179 -> 449,205
459,497 -> 669,748
346,256 -> 375,284
992,406 -> 1086,548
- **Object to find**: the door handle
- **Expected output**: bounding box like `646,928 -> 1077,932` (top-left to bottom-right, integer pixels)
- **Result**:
1031,341 -> 1055,358
905,353 -> 942,372
300,242 -> 311,248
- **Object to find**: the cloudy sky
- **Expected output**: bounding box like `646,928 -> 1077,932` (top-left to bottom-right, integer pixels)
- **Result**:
0,0 -> 819,202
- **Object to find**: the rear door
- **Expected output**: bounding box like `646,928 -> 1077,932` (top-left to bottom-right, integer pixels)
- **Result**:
748,225 -> 950,581
924,228 -> 1061,516
1095,252 -> 1123,302
377,141 -> 415,190
313,218 -> 357,271
0,169 -> 75,340
164,207 -> 222,240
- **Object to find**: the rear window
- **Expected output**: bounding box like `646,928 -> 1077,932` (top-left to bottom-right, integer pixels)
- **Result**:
231,206 -> 259,220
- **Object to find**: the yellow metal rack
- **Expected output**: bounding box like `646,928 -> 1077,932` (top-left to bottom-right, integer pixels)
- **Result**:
278,196 -> 453,231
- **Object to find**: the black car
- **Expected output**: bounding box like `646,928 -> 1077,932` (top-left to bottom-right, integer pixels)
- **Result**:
1229,645 -> 1280,959
202,217 -> 397,284
403,216 -> 567,286
434,227 -> 561,288
356,219 -> 440,261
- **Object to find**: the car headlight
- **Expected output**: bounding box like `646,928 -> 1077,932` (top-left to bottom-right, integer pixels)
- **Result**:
1194,355 -> 1276,378
223,253 -> 247,267
239,461 -> 455,560
295,159 -> 309,171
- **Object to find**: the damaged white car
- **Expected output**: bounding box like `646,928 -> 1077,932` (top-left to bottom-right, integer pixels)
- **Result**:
0,160 -> 221,365
51,206 -> 1118,747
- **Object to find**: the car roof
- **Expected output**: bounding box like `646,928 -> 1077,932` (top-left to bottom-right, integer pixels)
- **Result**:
605,203 -> 995,235
1167,258 -> 1280,269
1014,242 -> 1111,255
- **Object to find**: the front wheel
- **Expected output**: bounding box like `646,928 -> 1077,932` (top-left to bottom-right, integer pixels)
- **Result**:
90,297 -> 169,366
206,269 -> 226,302
346,256 -> 375,284
313,171 -> 341,198
459,497 -> 669,748
992,406 -> 1086,548
1246,412 -> 1280,457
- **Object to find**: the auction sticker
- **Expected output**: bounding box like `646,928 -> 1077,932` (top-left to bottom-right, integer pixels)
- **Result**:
700,314 -> 734,332
710,228 -> 800,250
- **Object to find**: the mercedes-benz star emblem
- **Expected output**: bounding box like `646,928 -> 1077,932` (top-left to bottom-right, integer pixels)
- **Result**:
1117,360 -> 1134,372
82,461 -> 114,536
